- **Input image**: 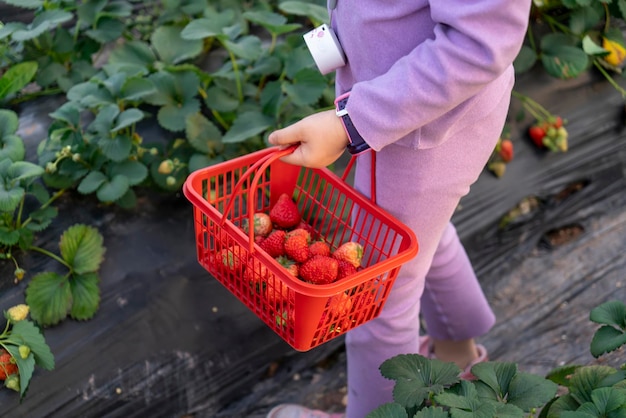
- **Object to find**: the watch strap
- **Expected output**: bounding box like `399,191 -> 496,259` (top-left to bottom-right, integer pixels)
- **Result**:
335,92 -> 370,155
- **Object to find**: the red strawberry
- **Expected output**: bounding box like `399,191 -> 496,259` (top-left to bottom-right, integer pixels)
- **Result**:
296,220 -> 318,239
337,259 -> 358,279
243,212 -> 273,238
499,139 -> 514,162
333,242 -> 364,269
327,292 -> 353,317
270,193 -> 301,229
260,230 -> 286,257
276,256 -> 299,277
299,255 -> 339,284
218,245 -> 246,272
309,240 -> 330,257
528,125 -> 546,148
244,259 -> 269,293
284,229 -> 311,262
0,349 -> 18,380
265,276 -> 291,307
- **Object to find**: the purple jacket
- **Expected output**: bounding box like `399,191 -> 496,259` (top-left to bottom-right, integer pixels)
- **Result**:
332,0 -> 532,150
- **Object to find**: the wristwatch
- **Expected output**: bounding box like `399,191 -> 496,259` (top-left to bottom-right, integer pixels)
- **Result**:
334,92 -> 370,155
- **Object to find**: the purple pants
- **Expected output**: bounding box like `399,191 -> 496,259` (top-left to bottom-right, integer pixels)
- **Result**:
344,92 -> 510,417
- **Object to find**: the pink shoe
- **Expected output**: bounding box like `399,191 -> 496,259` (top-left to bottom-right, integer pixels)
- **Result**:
267,404 -> 345,418
419,335 -> 488,380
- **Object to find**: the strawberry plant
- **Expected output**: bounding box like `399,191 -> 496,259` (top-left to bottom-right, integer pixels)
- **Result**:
366,300 -> 626,418
0,304 -> 54,398
0,109 -> 106,327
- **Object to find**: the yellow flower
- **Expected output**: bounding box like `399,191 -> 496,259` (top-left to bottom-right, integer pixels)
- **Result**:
6,304 -> 29,322
602,37 -> 626,67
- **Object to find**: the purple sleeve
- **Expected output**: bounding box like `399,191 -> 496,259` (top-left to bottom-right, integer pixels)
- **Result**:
338,0 -> 532,150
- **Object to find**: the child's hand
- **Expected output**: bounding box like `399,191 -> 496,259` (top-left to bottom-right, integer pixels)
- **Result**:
268,109 -> 350,168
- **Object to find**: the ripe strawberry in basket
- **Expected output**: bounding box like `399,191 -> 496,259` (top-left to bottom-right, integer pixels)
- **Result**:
242,212 -> 273,238
333,241 -> 364,269
299,255 -> 339,284
218,245 -> 246,272
260,230 -> 286,257
244,259 -> 269,294
309,240 -> 331,257
284,228 -> 311,262
328,292 -> 353,317
270,193 -> 301,229
337,259 -> 358,280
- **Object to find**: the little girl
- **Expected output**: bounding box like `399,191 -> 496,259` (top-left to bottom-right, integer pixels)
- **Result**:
267,0 -> 532,417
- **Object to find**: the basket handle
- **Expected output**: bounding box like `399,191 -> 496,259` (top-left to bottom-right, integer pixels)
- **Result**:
221,146 -> 298,253
222,146 -> 376,253
340,150 -> 376,205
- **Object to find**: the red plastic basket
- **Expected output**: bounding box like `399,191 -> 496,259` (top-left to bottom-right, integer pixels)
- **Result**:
183,147 -> 418,351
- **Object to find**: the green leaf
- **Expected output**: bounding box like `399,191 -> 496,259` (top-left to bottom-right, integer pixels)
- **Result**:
471,362 -> 517,398
115,188 -> 137,209
89,104 -> 120,136
181,16 -> 229,39
514,45 -> 537,74
414,406 -> 451,418
545,393 -> 582,417
223,35 -> 263,61
0,226 -> 20,245
0,135 -> 26,162
48,102 -> 81,127
590,300 -> 626,328
243,11 -> 301,36
540,33 -> 589,79
151,25 -> 203,65
278,1 -> 329,25
507,372 -> 558,411
120,77 -> 156,102
109,160 -> 148,186
590,325 -> 626,358
283,68 -> 328,106
186,112 -> 223,153
96,174 -> 129,202
0,61 -> 38,100
7,161 -> 45,182
223,110 -> 273,143
99,133 -> 133,162
9,319 -> 55,371
0,0 -> 43,8
205,85 -> 240,112
26,206 -> 57,232
0,109 -> 19,138
85,17 -> 125,43
69,273 -> 101,321
77,171 -> 108,194
379,354 -> 461,409
59,224 -> 106,274
5,344 -> 35,398
25,272 -> 72,326
157,99 -> 201,132
585,387 -> 626,416
569,7 -> 601,35
365,403 -> 409,418
105,41 -> 156,76
582,35 -> 607,56
0,183 -> 25,213
111,108 -> 145,132
546,364 -> 583,387
569,365 -> 621,405
12,10 -> 74,41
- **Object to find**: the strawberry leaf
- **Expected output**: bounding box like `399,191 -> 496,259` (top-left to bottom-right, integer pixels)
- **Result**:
9,320 -> 55,371
59,224 -> 106,274
5,344 -> 35,398
366,402 -> 410,418
25,272 -> 72,326
70,273 -> 101,321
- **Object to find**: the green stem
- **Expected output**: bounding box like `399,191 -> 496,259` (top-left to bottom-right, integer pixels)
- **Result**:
28,246 -> 71,270
225,47 -> 244,102
211,109 -> 229,130
15,197 -> 25,229
10,88 -> 63,105
593,59 -> 626,98
21,189 -> 66,229
511,90 -> 552,120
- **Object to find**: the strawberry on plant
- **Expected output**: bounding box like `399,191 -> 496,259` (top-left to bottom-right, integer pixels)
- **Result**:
299,255 -> 339,285
242,212 -> 273,238
528,124 -> 546,148
499,139 -> 514,162
270,193 -> 301,229
244,259 -> 269,293
284,229 -> 310,263
260,230 -> 287,257
0,349 -> 18,380
309,240 -> 331,257
333,242 -> 364,269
